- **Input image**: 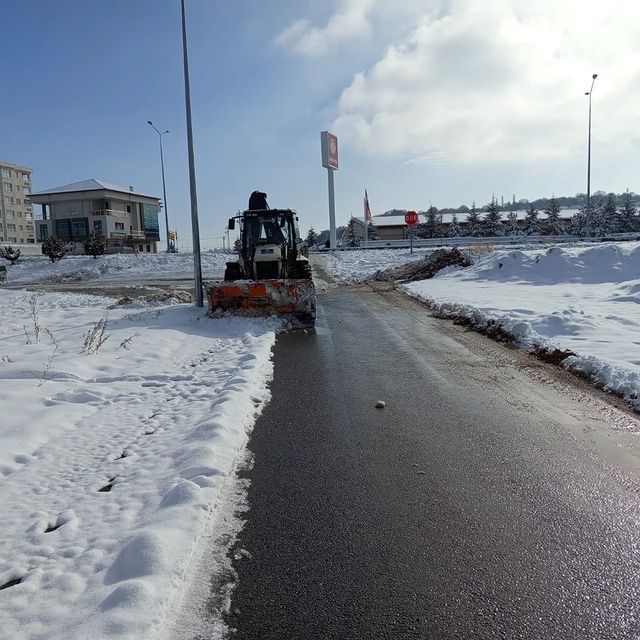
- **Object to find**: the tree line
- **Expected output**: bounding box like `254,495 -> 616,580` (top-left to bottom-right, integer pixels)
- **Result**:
308,190 -> 640,245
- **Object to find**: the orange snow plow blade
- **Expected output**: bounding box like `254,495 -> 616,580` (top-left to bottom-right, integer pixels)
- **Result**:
205,280 -> 316,327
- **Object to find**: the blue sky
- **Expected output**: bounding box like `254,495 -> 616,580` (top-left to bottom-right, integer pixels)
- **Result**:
3,1 -> 639,248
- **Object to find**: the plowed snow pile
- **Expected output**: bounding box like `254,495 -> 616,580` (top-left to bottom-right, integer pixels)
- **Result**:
403,243 -> 640,408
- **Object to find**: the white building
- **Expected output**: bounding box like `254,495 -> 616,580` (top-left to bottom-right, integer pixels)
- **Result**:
31,179 -> 161,253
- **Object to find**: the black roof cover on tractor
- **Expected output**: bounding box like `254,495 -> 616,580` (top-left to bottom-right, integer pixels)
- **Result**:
249,191 -> 269,210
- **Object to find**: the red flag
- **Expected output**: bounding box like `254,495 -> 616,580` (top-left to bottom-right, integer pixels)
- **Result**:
364,189 -> 372,222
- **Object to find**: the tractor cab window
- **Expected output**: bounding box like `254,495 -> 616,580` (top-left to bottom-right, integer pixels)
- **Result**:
245,215 -> 286,245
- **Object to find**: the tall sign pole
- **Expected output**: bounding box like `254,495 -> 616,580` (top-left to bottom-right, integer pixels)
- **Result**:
181,0 -> 203,307
321,131 -> 339,249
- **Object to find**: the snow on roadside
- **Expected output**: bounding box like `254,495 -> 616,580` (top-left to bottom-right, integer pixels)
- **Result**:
0,290 -> 277,639
402,243 -> 640,408
5,251 -> 228,285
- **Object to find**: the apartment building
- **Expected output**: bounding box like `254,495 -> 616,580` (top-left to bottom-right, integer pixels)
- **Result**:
0,161 -> 36,245
31,179 -> 161,253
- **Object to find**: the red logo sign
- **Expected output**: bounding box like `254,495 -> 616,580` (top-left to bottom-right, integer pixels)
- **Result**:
405,210 -> 418,225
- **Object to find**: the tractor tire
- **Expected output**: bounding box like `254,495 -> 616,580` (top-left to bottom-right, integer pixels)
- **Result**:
224,262 -> 243,281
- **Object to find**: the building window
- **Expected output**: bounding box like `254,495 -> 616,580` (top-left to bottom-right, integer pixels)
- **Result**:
56,218 -> 88,239
17,212 -> 22,218
143,203 -> 160,238
18,225 -> 23,231
3,183 -> 12,191
126,204 -> 132,213
146,244 -> 151,252
19,238 -> 24,244
21,173 -> 29,182
115,222 -> 125,231
27,238 -> 35,244
26,225 -> 34,232
93,220 -> 103,235
103,200 -> 110,210
5,210 -> 15,218
8,237 -> 16,243
4,197 -> 13,205
39,224 -> 49,240
1,168 -> 11,178
7,224 -> 16,231
24,212 -> 32,219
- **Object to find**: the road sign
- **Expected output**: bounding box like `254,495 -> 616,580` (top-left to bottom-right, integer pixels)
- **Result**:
405,210 -> 418,225
321,131 -> 339,170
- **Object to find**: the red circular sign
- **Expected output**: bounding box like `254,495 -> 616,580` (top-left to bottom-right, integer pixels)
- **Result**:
405,210 -> 418,225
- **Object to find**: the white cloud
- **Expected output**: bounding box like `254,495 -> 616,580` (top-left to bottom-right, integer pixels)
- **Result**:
323,0 -> 640,164
275,0 -> 376,56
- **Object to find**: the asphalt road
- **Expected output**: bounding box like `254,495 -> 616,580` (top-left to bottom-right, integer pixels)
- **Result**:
226,281 -> 640,639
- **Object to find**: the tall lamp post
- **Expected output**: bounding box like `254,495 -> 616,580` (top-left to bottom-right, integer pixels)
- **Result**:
147,121 -> 171,253
585,73 -> 598,237
180,0 -> 203,307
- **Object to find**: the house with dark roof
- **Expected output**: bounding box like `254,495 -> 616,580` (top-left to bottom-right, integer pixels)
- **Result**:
30,179 -> 162,253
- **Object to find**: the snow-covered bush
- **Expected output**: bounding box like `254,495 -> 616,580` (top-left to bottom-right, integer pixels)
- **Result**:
41,237 -> 67,262
0,246 -> 21,265
84,233 -> 105,259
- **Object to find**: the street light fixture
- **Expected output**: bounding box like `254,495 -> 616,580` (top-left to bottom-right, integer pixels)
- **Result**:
147,120 -> 171,253
585,73 -> 597,237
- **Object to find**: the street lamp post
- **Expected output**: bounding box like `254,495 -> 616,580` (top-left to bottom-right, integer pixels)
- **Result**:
585,73 -> 598,237
147,121 -> 171,253
180,0 -> 203,307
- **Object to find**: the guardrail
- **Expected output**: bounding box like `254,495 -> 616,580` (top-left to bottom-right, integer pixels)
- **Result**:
312,233 -> 640,251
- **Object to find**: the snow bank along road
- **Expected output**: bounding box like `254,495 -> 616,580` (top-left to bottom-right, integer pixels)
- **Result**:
0,290 -> 276,639
226,276 -> 640,639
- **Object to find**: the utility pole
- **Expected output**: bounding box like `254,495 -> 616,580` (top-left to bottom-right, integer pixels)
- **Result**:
585,73 -> 598,237
147,121 -> 171,253
181,0 -> 203,306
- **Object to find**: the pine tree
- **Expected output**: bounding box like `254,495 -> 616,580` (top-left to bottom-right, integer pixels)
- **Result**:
41,237 -> 67,262
523,204 -> 540,235
504,211 -> 522,236
367,221 -> 379,240
465,201 -> 482,237
618,190 -> 638,232
601,192 -> 618,234
305,227 -> 318,247
483,197 -> 503,236
570,206 -> 587,236
544,196 -> 564,235
84,232 -> 106,259
447,214 -> 462,237
341,217 -> 361,247
419,205 -> 441,238
589,192 -> 609,236
0,246 -> 21,265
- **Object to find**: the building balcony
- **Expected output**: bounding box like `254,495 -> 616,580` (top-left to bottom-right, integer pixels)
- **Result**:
90,209 -> 130,219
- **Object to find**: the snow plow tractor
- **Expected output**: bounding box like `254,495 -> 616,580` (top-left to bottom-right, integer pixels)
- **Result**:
206,193 -> 316,327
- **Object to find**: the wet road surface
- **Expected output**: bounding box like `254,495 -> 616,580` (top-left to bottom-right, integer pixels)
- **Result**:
226,282 -> 640,639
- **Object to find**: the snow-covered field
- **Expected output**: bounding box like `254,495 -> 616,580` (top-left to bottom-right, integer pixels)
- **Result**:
0,290 -> 277,639
5,251 -> 229,285
324,243 -> 640,408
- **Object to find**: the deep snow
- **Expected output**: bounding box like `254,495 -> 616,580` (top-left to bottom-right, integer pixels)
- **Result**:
0,290 -> 277,639
4,251 -> 229,285
323,243 -> 640,408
